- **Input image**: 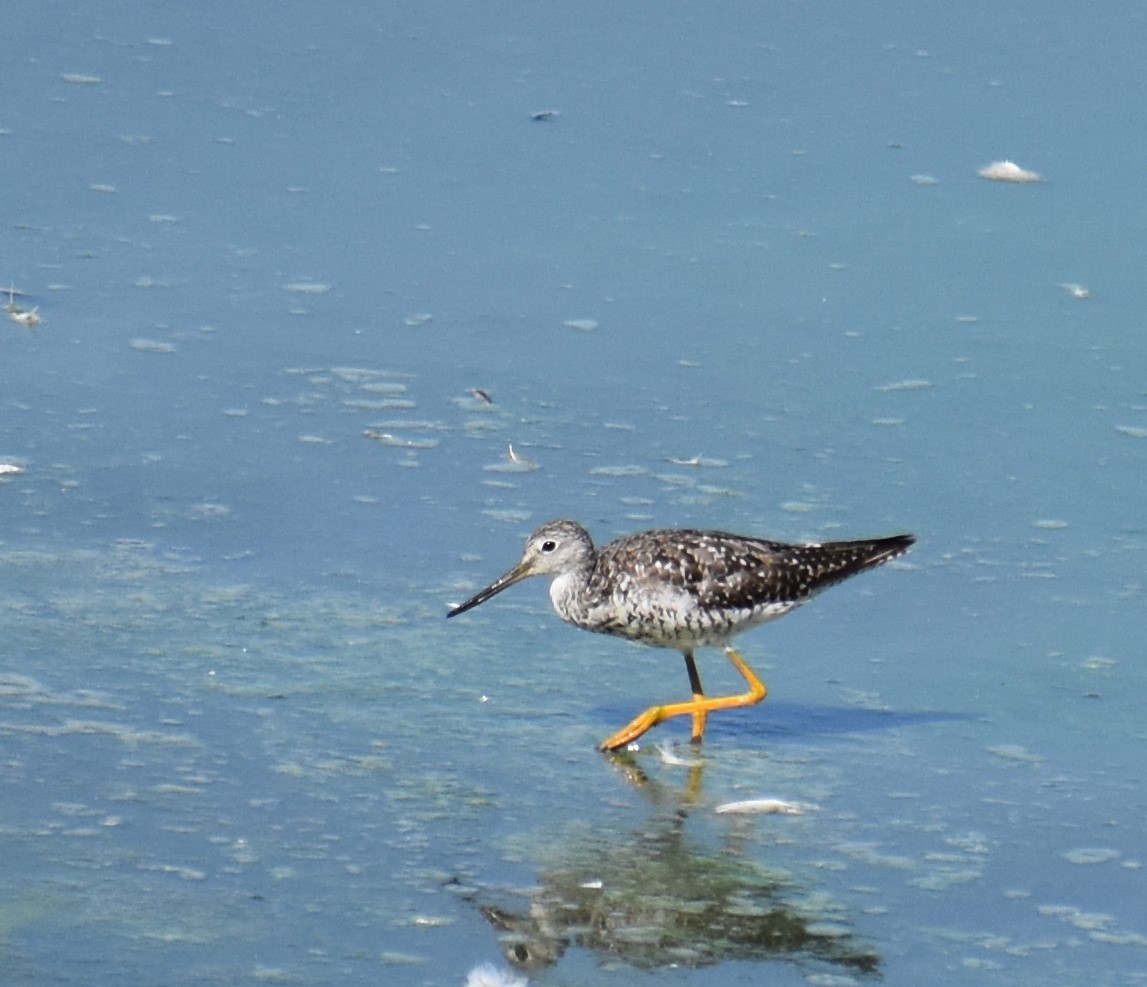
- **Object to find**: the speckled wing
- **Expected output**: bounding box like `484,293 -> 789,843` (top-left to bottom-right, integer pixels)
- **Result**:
592,529 -> 913,612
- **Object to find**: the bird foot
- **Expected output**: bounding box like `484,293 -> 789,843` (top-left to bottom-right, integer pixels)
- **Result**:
598,660 -> 768,750
598,706 -> 665,751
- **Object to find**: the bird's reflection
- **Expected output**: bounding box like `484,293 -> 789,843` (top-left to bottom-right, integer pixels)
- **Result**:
472,753 -> 880,976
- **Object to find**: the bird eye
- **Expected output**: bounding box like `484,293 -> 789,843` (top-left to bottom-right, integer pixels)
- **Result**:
541,540 -> 557,552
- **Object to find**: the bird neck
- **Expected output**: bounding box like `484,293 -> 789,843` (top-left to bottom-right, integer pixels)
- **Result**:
548,564 -> 593,624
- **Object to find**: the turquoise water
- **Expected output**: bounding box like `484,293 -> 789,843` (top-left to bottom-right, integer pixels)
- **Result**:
3,2 -> 1145,984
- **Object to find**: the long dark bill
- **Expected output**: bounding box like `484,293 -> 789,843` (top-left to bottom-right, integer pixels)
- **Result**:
447,561 -> 534,618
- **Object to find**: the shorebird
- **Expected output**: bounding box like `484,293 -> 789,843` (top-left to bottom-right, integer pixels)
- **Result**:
448,520 -> 914,750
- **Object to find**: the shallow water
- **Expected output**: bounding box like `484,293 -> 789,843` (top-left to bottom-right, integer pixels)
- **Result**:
3,2 -> 1145,984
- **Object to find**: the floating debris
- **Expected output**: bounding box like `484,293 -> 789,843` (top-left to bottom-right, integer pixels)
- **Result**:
5,719 -> 194,746
1091,930 -> 1147,946
129,338 -> 175,353
780,501 -> 818,514
343,398 -> 407,411
5,285 -> 41,328
363,430 -> 439,449
978,160 -> 1042,183
1037,905 -> 1147,945
666,455 -> 728,468
1059,282 -> 1091,299
367,419 -> 444,432
653,472 -> 696,489
190,502 -> 231,520
507,444 -> 530,466
7,306 -> 40,328
1062,847 -> 1121,866
329,366 -> 389,383
483,444 -> 538,473
589,465 -> 648,477
456,390 -> 498,413
360,384 -> 410,398
696,484 -> 741,497
987,743 -> 1044,764
876,378 -> 932,392
715,798 -> 819,815
140,863 -> 206,881
530,110 -> 560,122
380,951 -> 425,965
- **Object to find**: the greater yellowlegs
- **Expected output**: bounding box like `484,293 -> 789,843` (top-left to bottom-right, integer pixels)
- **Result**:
448,520 -> 914,750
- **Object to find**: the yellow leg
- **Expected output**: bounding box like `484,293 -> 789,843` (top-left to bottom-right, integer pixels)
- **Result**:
598,645 -> 768,751
690,703 -> 707,744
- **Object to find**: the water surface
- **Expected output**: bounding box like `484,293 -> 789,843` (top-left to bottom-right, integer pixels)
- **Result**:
3,2 -> 1145,984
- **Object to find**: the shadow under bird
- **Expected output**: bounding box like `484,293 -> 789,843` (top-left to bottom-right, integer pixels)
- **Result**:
448,519 -> 914,750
